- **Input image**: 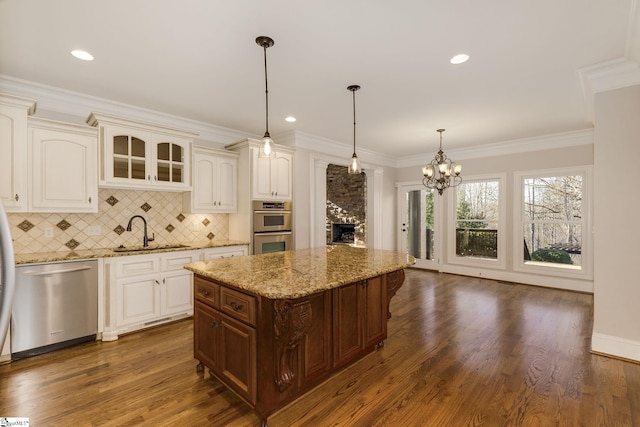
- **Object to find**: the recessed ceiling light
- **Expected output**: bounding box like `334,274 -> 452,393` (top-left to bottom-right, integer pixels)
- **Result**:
71,50 -> 94,61
285,116 -> 296,123
450,53 -> 469,65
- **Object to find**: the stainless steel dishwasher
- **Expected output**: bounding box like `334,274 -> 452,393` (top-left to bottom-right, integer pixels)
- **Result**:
11,259 -> 98,360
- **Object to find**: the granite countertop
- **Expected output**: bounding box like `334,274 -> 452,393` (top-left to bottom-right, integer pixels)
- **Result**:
14,240 -> 250,265
184,245 -> 416,299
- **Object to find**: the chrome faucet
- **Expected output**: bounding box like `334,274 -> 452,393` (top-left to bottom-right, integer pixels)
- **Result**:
126,215 -> 155,247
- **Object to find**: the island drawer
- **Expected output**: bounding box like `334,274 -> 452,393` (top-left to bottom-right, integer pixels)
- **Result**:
195,276 -> 219,308
220,287 -> 256,326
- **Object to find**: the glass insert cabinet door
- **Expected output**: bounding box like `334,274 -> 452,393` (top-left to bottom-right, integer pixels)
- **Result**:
156,142 -> 184,183
399,184 -> 440,270
113,135 -> 147,180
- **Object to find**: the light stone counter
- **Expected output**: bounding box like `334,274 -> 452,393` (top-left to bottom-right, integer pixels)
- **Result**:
14,239 -> 250,265
184,245 -> 416,299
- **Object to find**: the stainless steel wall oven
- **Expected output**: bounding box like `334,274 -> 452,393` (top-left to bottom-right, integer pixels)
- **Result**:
252,200 -> 293,254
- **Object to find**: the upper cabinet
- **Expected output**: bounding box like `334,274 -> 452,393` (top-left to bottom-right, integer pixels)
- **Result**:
28,117 -> 98,213
0,94 -> 36,212
87,112 -> 196,191
252,150 -> 293,201
183,147 -> 238,213
227,139 -> 294,202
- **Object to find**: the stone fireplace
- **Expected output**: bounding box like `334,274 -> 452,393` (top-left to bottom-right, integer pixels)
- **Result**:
331,223 -> 355,244
326,164 -> 366,246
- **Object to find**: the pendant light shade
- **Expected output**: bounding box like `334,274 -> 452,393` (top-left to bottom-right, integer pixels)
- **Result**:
256,36 -> 276,159
347,84 -> 361,174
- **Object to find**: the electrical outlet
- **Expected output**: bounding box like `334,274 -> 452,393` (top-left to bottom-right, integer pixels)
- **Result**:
44,227 -> 54,238
87,225 -> 101,236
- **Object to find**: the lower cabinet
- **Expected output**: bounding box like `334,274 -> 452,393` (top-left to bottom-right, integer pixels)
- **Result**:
103,245 -> 248,340
333,275 -> 388,368
202,245 -> 248,260
194,275 -> 257,404
104,250 -> 199,339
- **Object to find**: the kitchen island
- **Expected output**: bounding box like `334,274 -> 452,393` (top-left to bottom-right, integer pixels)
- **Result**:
184,245 -> 415,426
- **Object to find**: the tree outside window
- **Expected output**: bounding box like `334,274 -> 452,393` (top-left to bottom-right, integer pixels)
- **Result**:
523,174 -> 583,267
456,180 -> 500,259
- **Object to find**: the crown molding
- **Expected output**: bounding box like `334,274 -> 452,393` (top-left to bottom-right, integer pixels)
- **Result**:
276,129 -> 397,168
0,74 -> 254,144
0,75 -> 596,170
395,128 -> 594,168
578,58 -> 640,122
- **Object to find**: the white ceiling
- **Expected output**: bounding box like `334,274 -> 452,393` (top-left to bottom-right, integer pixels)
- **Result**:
0,0 -> 637,158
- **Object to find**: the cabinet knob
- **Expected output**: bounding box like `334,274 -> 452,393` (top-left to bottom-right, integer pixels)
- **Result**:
229,302 -> 243,311
199,290 -> 211,297
14,194 -> 19,201
88,196 -> 92,203
148,175 -> 151,181
154,279 -> 160,285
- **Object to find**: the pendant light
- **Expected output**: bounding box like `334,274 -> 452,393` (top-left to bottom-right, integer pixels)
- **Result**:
347,84 -> 361,174
256,36 -> 276,159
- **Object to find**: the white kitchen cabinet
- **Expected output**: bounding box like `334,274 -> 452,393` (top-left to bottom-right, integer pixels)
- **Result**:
87,112 -> 195,191
226,139 -> 295,248
201,245 -> 248,260
106,250 -> 199,337
0,94 -> 36,212
183,147 -> 238,213
252,148 -> 292,201
227,139 -> 293,202
28,117 -> 98,213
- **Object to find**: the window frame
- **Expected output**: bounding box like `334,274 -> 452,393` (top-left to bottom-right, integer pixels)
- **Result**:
447,173 -> 507,270
513,166 -> 593,280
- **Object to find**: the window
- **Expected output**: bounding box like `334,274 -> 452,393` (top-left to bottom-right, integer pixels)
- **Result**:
514,167 -> 592,278
448,175 -> 506,268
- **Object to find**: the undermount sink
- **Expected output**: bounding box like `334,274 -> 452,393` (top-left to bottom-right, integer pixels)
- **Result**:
112,244 -> 190,253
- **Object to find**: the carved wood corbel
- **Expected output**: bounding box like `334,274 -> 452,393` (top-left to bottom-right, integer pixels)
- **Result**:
273,299 -> 312,392
386,269 -> 405,319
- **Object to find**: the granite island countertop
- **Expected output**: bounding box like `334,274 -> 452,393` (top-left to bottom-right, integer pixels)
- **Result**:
14,239 -> 250,265
184,245 -> 416,299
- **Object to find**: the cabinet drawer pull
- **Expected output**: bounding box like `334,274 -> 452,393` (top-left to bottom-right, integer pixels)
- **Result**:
199,290 -> 211,297
229,302 -> 243,311
211,320 -> 221,329
14,194 -> 19,201
88,196 -> 92,203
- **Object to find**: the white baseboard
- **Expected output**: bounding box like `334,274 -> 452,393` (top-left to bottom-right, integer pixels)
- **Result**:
592,332 -> 640,362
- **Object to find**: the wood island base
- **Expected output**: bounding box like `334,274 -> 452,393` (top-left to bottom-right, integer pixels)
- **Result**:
192,268 -> 406,426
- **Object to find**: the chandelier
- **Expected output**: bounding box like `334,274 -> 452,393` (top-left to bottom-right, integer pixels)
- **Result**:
256,36 -> 276,159
347,84 -> 361,174
421,129 -> 462,195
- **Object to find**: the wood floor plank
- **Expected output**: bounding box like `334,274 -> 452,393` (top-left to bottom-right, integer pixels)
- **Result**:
1,269 -> 639,426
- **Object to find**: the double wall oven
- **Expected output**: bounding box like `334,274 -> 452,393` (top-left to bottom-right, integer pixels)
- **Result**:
252,200 -> 293,254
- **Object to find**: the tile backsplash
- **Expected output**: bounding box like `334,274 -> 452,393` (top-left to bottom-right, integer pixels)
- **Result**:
8,189 -> 229,254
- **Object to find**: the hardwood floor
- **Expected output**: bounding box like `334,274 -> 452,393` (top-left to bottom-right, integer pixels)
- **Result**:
1,269 -> 639,426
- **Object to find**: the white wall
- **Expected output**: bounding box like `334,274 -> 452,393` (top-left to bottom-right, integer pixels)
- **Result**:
592,84 -> 640,360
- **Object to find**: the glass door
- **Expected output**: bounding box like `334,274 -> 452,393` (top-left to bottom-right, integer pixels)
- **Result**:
398,184 -> 440,270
